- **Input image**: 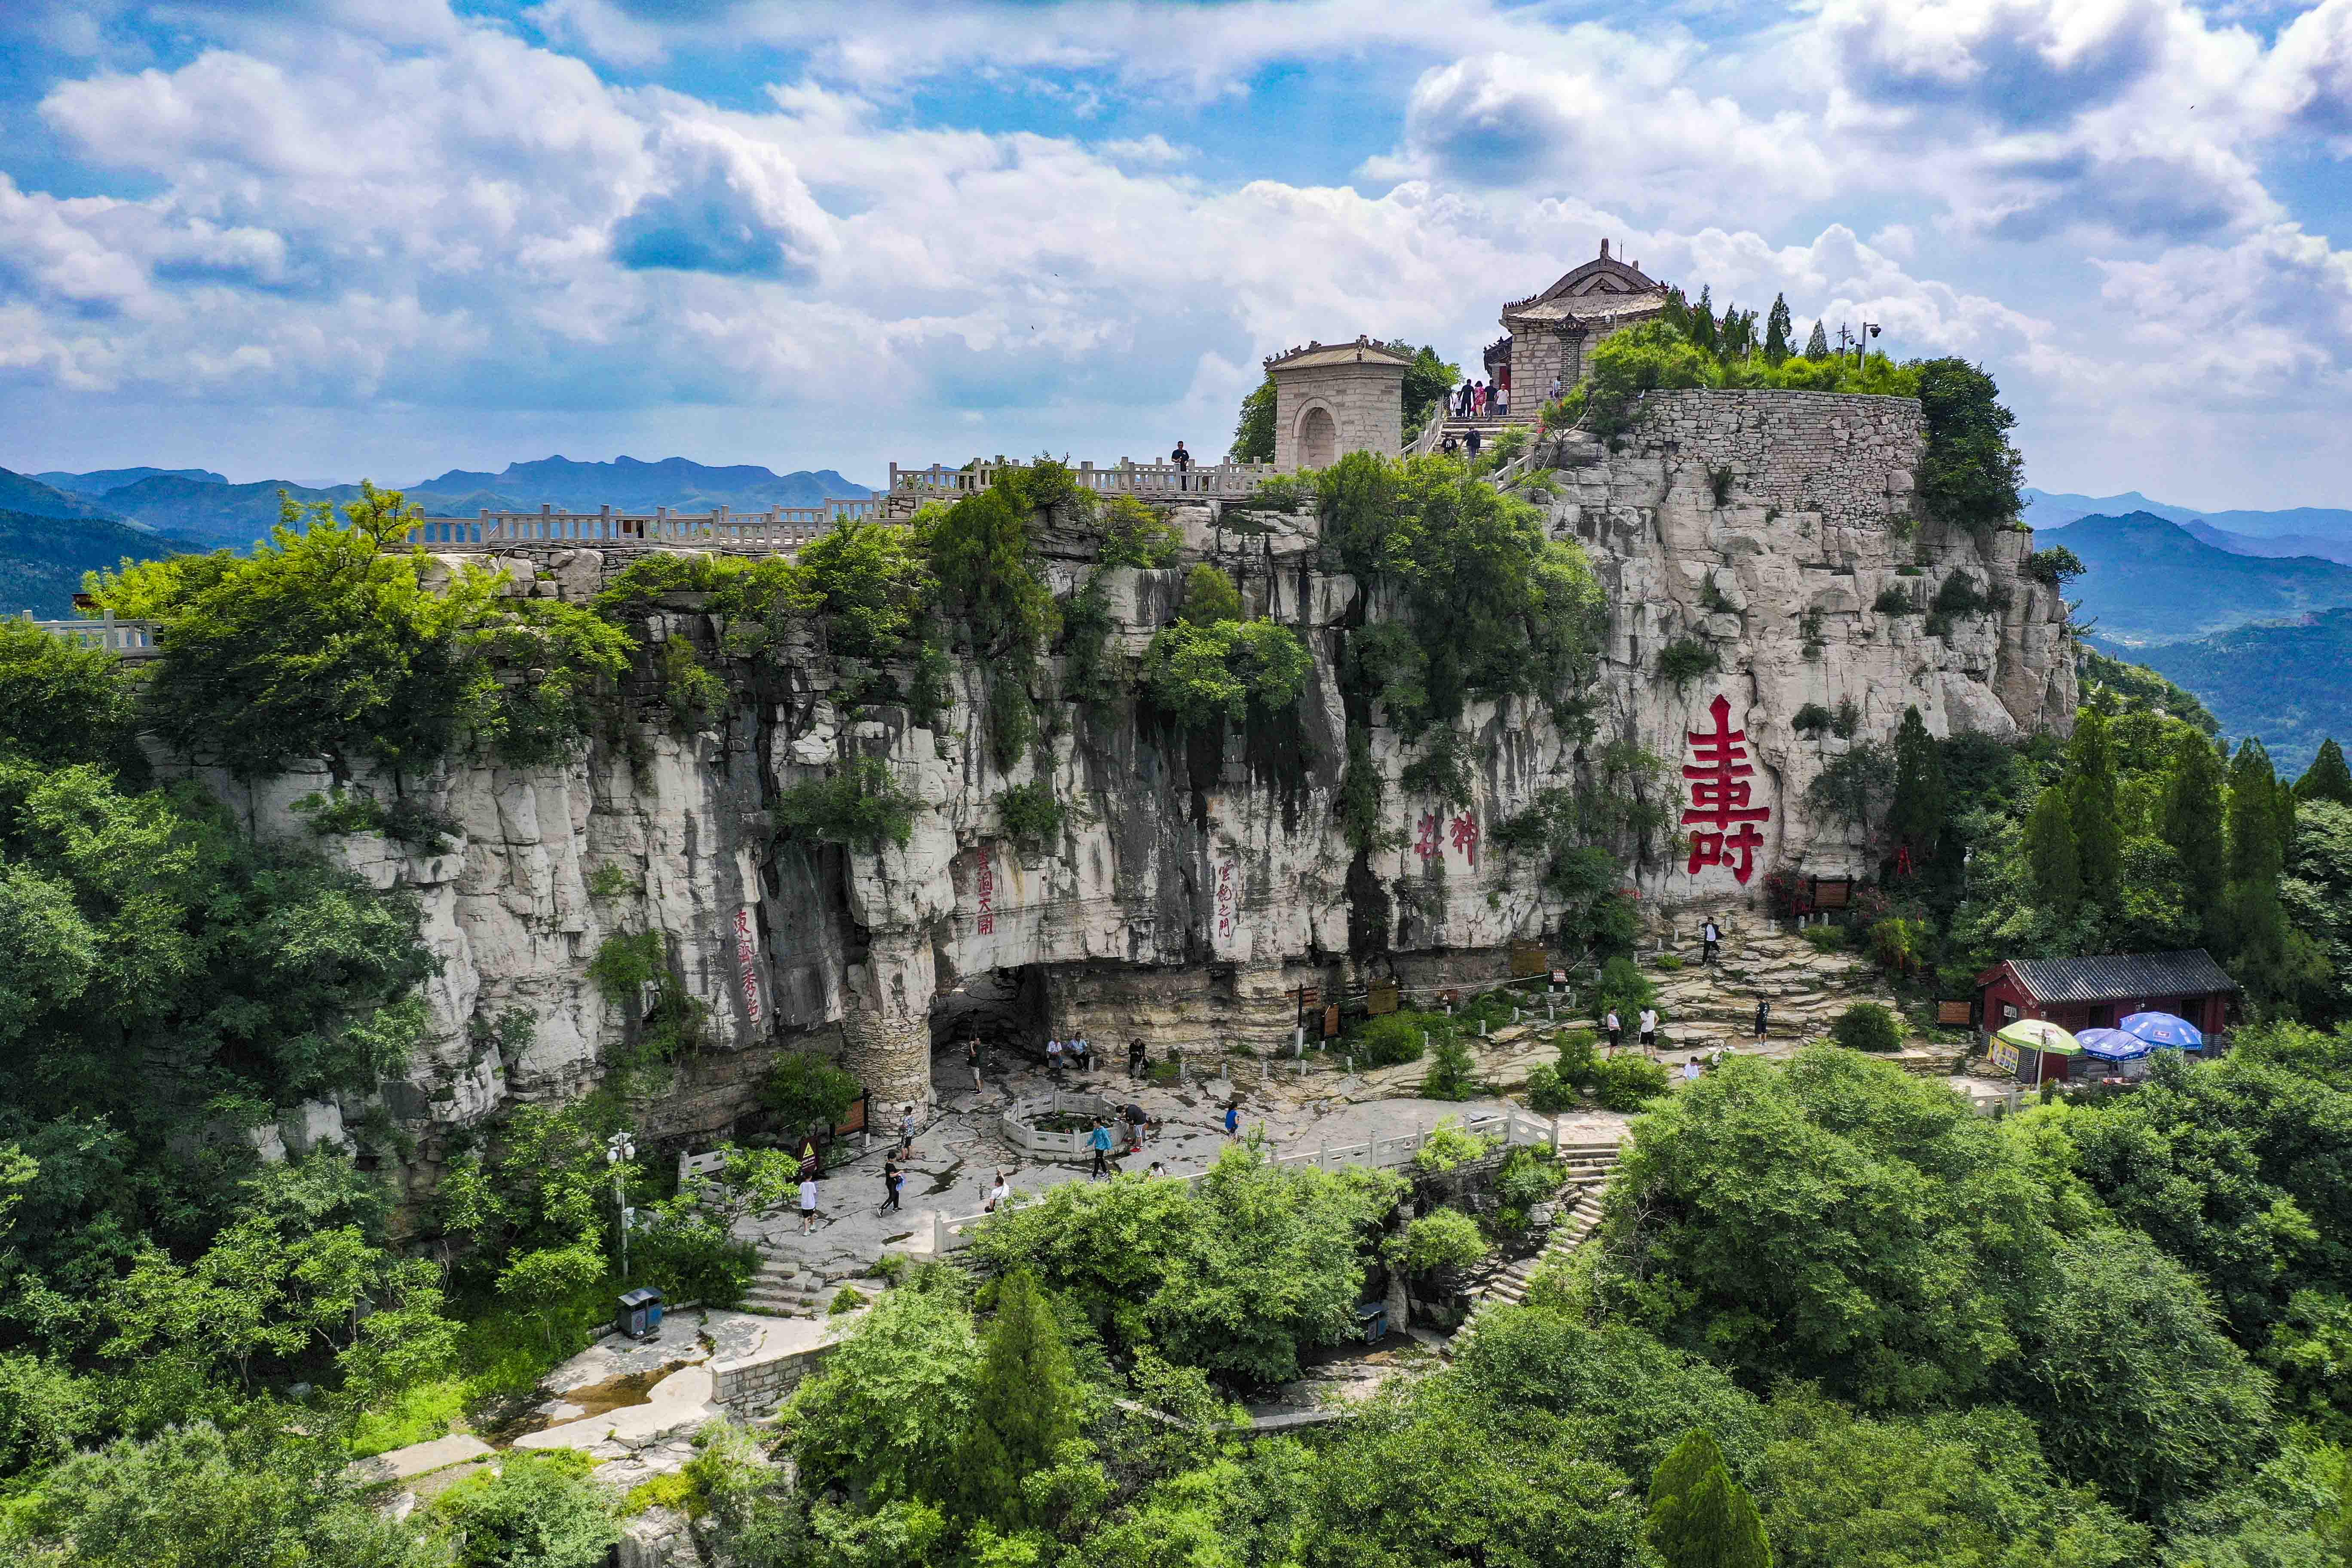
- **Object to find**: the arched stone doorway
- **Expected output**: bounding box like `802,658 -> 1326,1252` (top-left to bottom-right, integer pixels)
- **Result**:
1296,404 -> 1337,469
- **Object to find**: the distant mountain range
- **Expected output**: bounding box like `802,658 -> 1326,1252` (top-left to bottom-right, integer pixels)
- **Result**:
2096,610 -> 2352,778
2057,511 -> 2352,645
0,507 -> 207,617
2025,487 -> 2352,565
10,456 -> 877,551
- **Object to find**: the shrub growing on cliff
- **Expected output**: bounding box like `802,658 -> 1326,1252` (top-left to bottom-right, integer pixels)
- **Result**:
762,1053 -> 864,1134
1657,637 -> 1721,690
993,780 -> 1066,846
1177,564 -> 1243,626
776,757 -> 920,849
92,484 -> 631,776
1592,1054 -> 1671,1110
1142,619 -> 1311,728
1914,358 -> 2025,532
1389,1208 -> 1488,1275
1095,496 -> 1183,568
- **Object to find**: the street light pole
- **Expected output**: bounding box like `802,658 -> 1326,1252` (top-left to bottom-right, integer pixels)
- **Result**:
605,1130 -> 637,1282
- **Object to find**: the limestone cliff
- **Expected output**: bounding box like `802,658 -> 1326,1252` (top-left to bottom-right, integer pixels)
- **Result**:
191,389 -> 2073,1192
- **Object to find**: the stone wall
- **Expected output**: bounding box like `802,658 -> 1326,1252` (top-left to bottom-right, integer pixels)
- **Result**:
1272,358 -> 1405,471
710,1334 -> 839,1416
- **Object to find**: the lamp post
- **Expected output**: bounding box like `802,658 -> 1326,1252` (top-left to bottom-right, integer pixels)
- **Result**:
605,1130 -> 636,1283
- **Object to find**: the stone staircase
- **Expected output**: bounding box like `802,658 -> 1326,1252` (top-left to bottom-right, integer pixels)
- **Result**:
1449,1139 -> 1619,1350
740,1251 -> 830,1317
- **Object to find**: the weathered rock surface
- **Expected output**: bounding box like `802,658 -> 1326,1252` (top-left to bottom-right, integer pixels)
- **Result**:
181,390 -> 2069,1194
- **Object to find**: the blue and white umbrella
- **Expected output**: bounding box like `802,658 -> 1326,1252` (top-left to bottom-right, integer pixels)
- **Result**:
2119,1011 -> 2204,1050
2077,1027 -> 2153,1063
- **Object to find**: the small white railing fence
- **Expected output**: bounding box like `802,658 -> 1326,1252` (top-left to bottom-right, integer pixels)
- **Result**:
930,1105 -> 1562,1254
889,456 -> 1278,503
19,611 -> 162,659
402,497 -> 884,553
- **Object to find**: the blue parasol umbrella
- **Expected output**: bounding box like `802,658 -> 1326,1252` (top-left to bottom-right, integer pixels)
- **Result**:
2077,1027 -> 2152,1063
2119,1011 -> 2204,1050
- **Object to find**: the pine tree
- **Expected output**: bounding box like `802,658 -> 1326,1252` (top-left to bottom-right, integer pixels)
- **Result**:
2067,708 -> 2122,896
2223,740 -> 2288,972
1646,1429 -> 1773,1568
954,1268 -> 1080,1529
1764,294 -> 1792,365
2294,738 -> 2352,805
1887,706 -> 1946,861
1690,286 -> 1719,353
2025,785 -> 2080,918
1803,319 -> 1829,358
2161,731 -> 2227,948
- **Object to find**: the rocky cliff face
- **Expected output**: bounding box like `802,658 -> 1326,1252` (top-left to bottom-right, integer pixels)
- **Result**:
193,389 -> 2072,1191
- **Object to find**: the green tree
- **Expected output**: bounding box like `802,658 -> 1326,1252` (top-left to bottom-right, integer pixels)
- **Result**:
0,618 -> 139,772
2025,784 -> 2081,917
1142,619 -> 1311,728
2068,708 -> 2122,895
956,1268 -> 1082,1530
789,1281 -> 981,1505
1887,706 -> 1948,861
1763,295 -> 1793,365
1911,358 -> 2024,531
92,484 -> 631,777
1803,320 -> 1829,358
1232,374 -> 1276,463
1829,1001 -> 1904,1054
1388,341 -> 1463,440
916,483 -> 1060,655
2224,739 -> 2315,1000
1176,563 -> 1242,626
432,1448 -> 619,1568
2296,738 -> 2352,806
1646,1428 -> 1772,1568
2162,730 -> 2229,947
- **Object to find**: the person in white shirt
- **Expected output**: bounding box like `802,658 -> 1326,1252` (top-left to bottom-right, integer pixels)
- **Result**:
1605,1009 -> 1623,1053
983,1170 -> 1011,1212
1046,1037 -> 1063,1080
1701,919 -> 1722,965
1682,1058 -> 1701,1084
1639,1008 -> 1660,1049
798,1176 -> 820,1234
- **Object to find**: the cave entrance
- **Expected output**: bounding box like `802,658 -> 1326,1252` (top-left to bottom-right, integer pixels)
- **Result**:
928,962 -> 1048,1060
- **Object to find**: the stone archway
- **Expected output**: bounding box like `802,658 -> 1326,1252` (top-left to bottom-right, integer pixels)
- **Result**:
1296,404 -> 1337,469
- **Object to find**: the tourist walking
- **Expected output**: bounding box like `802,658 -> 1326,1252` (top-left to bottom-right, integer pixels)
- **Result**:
966,1034 -> 983,1091
1701,918 -> 1721,965
1465,427 -> 1482,459
798,1176 -> 821,1234
1441,433 -> 1458,456
1639,1007 -> 1659,1051
1127,1036 -> 1147,1078
1605,1008 -> 1623,1054
897,1105 -> 916,1159
1492,381 -> 1508,416
880,1159 -> 902,1213
1223,1100 -> 1240,1141
1547,374 -> 1563,404
1088,1119 -> 1113,1179
1070,1034 -> 1090,1075
1754,997 -> 1771,1039
1471,381 -> 1487,418
1170,440 -> 1193,492
983,1170 -> 1011,1213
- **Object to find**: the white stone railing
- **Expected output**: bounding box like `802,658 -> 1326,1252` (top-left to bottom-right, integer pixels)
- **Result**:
18,610 -> 162,659
930,1106 -> 1561,1253
889,456 -> 1278,503
402,497 -> 884,553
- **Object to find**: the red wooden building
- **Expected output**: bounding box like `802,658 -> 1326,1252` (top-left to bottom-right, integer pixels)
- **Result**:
1975,949 -> 2238,1082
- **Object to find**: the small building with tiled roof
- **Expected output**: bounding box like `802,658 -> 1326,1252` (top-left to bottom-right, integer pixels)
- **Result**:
1263,336 -> 1413,472
1499,239 -> 1673,406
1976,949 -> 2238,1082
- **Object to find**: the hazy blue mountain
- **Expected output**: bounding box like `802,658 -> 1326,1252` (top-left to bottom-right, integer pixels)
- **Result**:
36,466 -> 228,501
2060,512 -> 2352,644
2178,518 -> 2352,566
92,455 -> 876,545
2025,486 -> 2352,542
0,467 -> 123,524
2102,610 -> 2352,778
407,455 -> 873,513
0,508 -> 205,617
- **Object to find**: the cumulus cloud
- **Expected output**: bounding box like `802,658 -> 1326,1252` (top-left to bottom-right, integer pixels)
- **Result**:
611,118 -> 835,280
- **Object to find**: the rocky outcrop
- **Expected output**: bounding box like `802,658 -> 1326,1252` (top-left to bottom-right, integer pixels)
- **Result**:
190,390 -> 2071,1189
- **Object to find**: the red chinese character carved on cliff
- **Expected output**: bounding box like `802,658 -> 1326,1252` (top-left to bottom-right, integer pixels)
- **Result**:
1449,812 -> 1479,866
1682,694 -> 1769,884
1414,812 -> 1442,861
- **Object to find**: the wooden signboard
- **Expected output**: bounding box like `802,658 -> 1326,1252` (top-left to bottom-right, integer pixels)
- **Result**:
1510,939 -> 1548,978
1323,1004 -> 1341,1039
1937,1000 -> 1974,1026
1811,877 -> 1854,910
1367,981 -> 1400,1016
1295,985 -> 1320,1015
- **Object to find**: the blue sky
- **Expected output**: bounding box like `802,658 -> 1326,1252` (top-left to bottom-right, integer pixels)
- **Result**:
0,0 -> 2346,508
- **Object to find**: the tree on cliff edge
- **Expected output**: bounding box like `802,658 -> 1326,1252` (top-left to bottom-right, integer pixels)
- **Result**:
1912,358 -> 2025,532
1764,294 -> 1793,364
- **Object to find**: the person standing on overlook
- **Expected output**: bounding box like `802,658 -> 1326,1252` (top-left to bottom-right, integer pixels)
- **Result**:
1170,439 -> 1192,492
1605,1008 -> 1623,1054
1701,918 -> 1722,965
1639,1006 -> 1660,1051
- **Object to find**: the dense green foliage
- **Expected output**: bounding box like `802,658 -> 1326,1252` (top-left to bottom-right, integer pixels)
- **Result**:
93,485 -> 632,776
1142,619 -> 1312,728
776,756 -> 920,849
967,1144 -> 1403,1384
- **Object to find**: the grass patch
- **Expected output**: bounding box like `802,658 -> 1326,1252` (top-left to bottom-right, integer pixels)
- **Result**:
346,1376 -> 468,1458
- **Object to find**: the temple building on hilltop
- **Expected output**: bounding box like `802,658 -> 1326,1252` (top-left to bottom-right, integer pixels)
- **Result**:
1497,239 -> 1672,404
